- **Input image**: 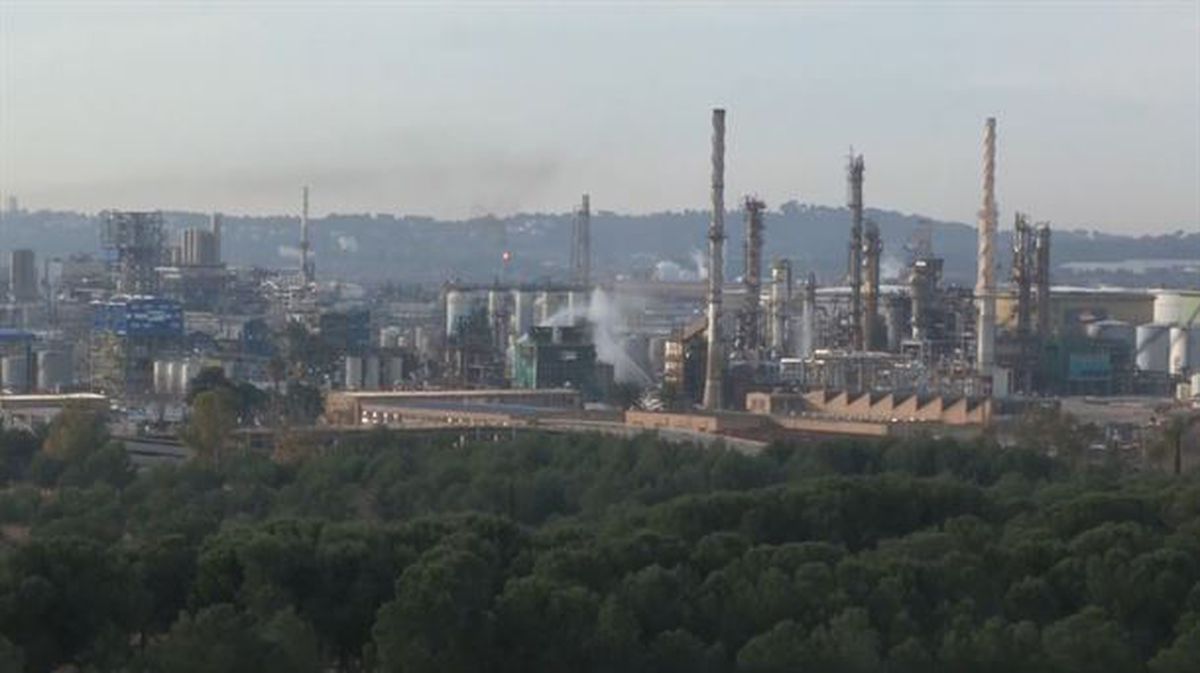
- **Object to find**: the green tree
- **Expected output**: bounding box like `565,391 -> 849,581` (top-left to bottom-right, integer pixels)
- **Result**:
183,389 -> 238,467
1042,606 -> 1139,673
42,405 -> 107,462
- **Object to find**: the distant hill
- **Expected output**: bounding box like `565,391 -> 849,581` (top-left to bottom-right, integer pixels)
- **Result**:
1,203 -> 1196,288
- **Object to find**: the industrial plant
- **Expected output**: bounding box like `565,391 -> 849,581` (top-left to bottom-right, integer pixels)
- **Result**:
0,108 -> 1197,458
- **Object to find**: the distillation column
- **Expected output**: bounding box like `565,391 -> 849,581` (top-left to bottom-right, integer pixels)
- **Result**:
847,153 -> 865,350
862,220 -> 881,349
739,196 -> 766,356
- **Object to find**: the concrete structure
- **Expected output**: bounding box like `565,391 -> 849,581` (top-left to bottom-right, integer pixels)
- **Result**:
326,388 -> 581,426
745,389 -> 992,426
702,108 -> 726,410
0,393 -> 108,429
570,194 -> 591,286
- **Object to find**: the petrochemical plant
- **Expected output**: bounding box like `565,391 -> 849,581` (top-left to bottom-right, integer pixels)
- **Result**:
0,108 -> 1197,456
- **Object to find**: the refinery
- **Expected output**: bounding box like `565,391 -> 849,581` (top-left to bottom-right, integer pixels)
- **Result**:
0,108 -> 1197,460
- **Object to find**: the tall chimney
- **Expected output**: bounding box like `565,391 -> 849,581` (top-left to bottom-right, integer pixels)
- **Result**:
571,194 -> 591,286
702,108 -> 726,410
976,118 -> 998,383
210,212 -> 223,264
847,152 -> 865,350
300,186 -> 313,284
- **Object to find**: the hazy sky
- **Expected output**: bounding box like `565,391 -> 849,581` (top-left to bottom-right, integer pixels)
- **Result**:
1,1 -> 1197,233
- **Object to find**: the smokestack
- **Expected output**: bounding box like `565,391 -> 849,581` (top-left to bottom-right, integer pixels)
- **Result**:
210,212 -> 223,264
702,108 -> 726,410
300,186 -> 313,284
862,219 -> 881,349
571,194 -> 591,286
847,152 -> 865,350
976,117 -> 998,383
738,196 -> 766,356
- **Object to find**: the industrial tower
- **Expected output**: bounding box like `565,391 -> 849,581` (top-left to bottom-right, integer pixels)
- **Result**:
975,118 -> 998,386
702,108 -> 726,411
570,194 -> 591,286
300,186 -> 314,284
846,152 -> 866,351
738,196 -> 766,356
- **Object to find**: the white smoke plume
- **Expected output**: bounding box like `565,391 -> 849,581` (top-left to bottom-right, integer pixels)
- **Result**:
544,288 -> 652,385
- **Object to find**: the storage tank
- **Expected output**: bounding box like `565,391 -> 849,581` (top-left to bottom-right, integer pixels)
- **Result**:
1086,319 -> 1136,349
1136,323 -> 1171,373
388,355 -> 406,388
445,289 -> 469,338
379,326 -> 401,349
511,290 -> 532,338
179,361 -> 196,395
344,356 -> 364,390
153,360 -> 170,395
1169,326 -> 1188,376
1153,291 -> 1200,325
1191,372 -> 1200,399
2,355 -> 29,393
36,350 -> 71,392
363,355 -> 381,391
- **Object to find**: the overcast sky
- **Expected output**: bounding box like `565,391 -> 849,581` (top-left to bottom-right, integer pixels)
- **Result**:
1,1 -> 1197,233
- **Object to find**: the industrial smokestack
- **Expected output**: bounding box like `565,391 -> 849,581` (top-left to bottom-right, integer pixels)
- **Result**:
738,196 -> 766,356
702,108 -> 726,410
976,118 -> 998,384
300,186 -> 313,284
847,152 -> 865,350
210,212 -> 223,264
571,194 -> 591,286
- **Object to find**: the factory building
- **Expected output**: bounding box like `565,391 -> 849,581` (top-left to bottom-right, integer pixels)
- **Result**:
513,325 -> 606,399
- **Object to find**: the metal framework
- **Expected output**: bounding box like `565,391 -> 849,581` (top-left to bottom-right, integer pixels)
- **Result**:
862,219 -> 882,349
738,196 -> 766,355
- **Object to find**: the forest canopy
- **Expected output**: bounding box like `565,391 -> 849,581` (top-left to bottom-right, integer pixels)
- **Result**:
1,423 -> 1198,672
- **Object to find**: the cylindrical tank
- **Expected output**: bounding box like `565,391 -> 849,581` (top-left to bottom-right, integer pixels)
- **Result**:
178,361 -> 194,396
344,356 -> 363,390
35,350 -> 71,392
566,291 -> 587,324
2,355 -> 29,393
1153,291 -> 1200,325
1136,323 -> 1171,373
445,289 -> 469,338
1086,319 -> 1136,350
511,290 -> 532,338
1191,372 -> 1200,399
388,355 -> 406,388
152,360 -> 169,395
1169,326 -> 1188,376
379,326 -> 401,349
363,355 -> 381,391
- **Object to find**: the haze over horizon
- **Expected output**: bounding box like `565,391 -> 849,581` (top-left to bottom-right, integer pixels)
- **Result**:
1,1 -> 1197,234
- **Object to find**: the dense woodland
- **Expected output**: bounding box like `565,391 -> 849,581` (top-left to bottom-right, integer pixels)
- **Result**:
0,413 -> 1199,672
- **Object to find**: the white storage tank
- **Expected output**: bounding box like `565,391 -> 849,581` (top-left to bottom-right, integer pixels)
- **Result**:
344,355 -> 364,390
1192,372 -> 1200,399
36,350 -> 71,392
1169,326 -> 1189,376
378,326 -> 401,349
445,289 -> 469,339
1153,291 -> 1200,326
179,361 -> 197,395
1086,319 -> 1136,349
2,355 -> 29,393
153,360 -> 170,395
1136,323 -> 1171,373
511,290 -> 532,338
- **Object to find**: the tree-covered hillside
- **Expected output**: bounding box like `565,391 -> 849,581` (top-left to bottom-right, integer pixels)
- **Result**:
0,421 -> 1198,672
